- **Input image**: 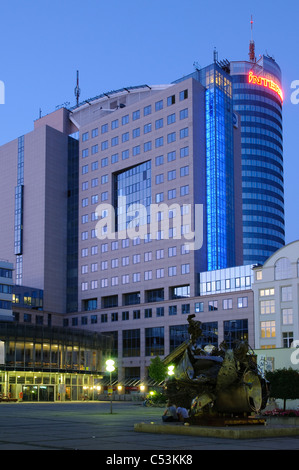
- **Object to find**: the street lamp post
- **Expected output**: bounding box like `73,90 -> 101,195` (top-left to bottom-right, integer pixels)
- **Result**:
167,365 -> 175,377
105,359 -> 115,414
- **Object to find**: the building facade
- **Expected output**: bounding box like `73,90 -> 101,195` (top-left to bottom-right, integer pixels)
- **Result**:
66,265 -> 254,385
0,74 -> 243,315
70,77 -> 242,319
0,320 -> 112,401
230,54 -> 285,265
0,50 -> 288,392
173,62 -> 243,270
252,240 -> 299,349
0,109 -> 79,314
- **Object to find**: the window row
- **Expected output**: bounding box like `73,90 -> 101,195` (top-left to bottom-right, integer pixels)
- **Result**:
65,318 -> 248,355
83,171 -> 189,200
256,258 -> 299,281
82,223 -> 192,243
208,297 -> 248,310
80,265 -> 191,289
82,124 -> 189,157
81,146 -> 190,175
81,193 -> 108,207
155,184 -> 189,202
81,175 -> 108,190
155,166 -> 189,184
81,242 -> 191,257
81,248 -> 190,273
79,294 -> 248,315
201,276 -> 251,293
260,301 -> 294,323
81,89 -> 189,142
259,286 -> 293,301
83,286 -> 190,310
259,321 -> 294,347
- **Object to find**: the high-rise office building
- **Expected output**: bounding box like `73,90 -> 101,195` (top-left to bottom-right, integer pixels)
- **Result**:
174,62 -> 243,271
62,77 -> 243,383
0,72 -> 242,314
68,77 -> 242,315
0,108 -> 79,314
175,43 -> 285,266
0,41 -> 288,391
229,42 -> 285,265
0,74 -> 245,384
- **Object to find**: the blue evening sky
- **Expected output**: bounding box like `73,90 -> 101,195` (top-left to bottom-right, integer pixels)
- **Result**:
0,0 -> 298,245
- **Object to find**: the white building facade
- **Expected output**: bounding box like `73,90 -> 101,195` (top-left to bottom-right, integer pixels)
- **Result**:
252,240 -> 299,349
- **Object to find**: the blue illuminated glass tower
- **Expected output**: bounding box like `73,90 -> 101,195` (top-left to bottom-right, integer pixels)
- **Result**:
199,63 -> 236,271
230,54 -> 285,265
174,62 -> 241,271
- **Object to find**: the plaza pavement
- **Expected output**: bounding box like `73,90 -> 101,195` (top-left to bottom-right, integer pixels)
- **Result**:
0,401 -> 298,453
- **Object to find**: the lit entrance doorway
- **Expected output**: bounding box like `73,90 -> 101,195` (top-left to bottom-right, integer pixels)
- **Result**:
22,385 -> 55,402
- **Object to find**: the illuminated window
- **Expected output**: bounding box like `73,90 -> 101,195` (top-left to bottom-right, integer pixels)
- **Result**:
259,288 -> 275,297
261,321 -> 276,338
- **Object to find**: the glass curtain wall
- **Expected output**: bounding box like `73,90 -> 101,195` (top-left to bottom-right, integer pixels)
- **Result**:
201,64 -> 235,270
114,161 -> 151,233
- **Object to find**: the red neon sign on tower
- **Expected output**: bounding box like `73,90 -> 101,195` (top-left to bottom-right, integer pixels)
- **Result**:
248,71 -> 283,102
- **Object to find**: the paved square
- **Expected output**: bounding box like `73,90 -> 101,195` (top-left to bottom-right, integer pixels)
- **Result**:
0,401 -> 298,451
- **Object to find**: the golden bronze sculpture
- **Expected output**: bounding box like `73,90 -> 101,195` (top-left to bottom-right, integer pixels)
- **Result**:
163,315 -> 269,425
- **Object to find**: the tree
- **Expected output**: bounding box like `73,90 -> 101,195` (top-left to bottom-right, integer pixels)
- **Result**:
148,356 -> 167,383
265,368 -> 299,410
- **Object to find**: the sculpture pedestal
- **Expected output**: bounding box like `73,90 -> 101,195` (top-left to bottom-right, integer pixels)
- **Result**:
186,415 -> 266,426
134,421 -> 299,439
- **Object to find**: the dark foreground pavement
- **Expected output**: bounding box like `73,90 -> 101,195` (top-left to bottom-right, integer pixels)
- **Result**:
0,401 -> 298,453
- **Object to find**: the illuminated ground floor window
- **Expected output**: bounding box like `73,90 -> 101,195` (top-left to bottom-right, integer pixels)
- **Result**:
0,371 -> 104,402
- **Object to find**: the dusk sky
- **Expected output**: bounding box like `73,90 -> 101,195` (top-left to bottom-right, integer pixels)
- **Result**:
0,0 -> 298,245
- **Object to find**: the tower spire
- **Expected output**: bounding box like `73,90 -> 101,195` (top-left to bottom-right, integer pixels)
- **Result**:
249,15 -> 256,62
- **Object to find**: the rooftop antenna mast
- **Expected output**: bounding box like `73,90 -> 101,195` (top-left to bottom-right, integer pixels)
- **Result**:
74,70 -> 81,106
249,15 -> 256,62
213,47 -> 218,63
